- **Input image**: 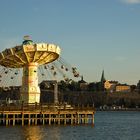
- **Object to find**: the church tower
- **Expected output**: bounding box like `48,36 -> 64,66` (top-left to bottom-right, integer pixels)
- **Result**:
100,70 -> 106,91
101,70 -> 106,83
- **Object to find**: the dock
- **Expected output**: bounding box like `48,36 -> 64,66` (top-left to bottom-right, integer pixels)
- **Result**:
0,103 -> 95,126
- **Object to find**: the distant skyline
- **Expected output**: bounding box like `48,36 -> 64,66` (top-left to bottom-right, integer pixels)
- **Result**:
0,0 -> 140,84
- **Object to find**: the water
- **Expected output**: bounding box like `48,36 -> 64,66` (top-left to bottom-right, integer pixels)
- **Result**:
0,111 -> 140,140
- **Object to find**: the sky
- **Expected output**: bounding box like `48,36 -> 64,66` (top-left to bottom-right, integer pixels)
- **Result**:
0,0 -> 140,85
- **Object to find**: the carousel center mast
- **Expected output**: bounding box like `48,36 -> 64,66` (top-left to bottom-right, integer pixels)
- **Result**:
0,36 -> 61,104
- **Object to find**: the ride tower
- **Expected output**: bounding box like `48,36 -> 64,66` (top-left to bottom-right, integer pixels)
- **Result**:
0,36 -> 61,104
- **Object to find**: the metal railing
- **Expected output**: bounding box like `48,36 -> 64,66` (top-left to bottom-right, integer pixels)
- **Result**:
0,103 -> 95,112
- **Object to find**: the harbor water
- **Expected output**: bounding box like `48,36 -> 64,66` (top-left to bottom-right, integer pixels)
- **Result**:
0,111 -> 140,140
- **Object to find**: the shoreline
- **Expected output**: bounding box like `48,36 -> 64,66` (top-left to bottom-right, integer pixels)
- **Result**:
96,108 -> 140,111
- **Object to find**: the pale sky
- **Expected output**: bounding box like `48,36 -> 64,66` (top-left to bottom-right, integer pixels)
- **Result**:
0,0 -> 140,85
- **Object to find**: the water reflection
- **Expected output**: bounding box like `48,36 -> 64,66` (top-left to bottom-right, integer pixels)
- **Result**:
0,112 -> 140,140
46,126 -> 61,140
22,126 -> 45,140
22,126 -> 61,140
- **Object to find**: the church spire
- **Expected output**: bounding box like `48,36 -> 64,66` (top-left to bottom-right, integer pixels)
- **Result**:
101,70 -> 106,83
100,70 -> 106,91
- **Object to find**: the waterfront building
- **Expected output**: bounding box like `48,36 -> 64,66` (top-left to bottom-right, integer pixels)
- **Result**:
102,70 -> 130,93
104,81 -> 130,93
115,84 -> 131,92
78,76 -> 88,91
104,80 -> 118,92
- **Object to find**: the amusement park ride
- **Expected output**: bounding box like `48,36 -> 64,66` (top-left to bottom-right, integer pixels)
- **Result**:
0,36 -> 80,104
0,36 -> 95,126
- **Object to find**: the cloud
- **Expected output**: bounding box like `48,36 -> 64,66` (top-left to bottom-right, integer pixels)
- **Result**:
121,0 -> 140,4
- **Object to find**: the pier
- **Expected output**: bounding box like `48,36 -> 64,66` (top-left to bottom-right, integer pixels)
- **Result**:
0,103 -> 95,126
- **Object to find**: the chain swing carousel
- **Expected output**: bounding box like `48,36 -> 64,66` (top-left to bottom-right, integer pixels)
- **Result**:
0,36 -> 80,104
0,36 -> 95,126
